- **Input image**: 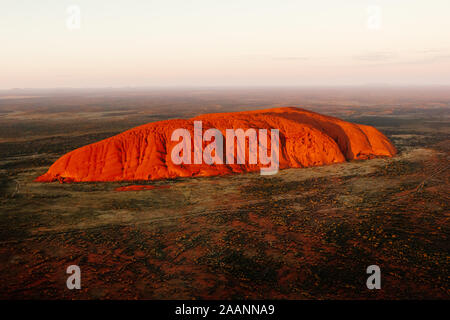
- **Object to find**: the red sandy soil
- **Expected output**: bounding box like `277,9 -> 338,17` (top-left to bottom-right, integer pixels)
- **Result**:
35,107 -> 396,182
114,185 -> 171,192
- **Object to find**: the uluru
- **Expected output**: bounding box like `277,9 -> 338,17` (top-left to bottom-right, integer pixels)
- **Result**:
35,107 -> 396,183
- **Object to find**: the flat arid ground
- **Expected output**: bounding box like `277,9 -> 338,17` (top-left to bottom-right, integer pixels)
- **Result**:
0,87 -> 448,299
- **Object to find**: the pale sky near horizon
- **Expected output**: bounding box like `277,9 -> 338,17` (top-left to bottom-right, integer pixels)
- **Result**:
1,0 -> 450,89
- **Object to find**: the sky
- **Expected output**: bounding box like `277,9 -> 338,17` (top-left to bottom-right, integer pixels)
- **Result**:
1,0 -> 450,89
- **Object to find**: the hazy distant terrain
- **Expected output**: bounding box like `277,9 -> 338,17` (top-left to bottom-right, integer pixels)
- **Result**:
0,87 -> 448,299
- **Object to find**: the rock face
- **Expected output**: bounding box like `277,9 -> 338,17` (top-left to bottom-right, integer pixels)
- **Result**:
35,107 -> 396,182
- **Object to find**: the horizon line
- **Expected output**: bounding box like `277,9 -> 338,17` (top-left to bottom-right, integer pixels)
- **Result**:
2,84 -> 450,92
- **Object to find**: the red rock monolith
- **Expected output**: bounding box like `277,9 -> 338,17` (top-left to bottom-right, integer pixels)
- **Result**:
35,107 -> 396,182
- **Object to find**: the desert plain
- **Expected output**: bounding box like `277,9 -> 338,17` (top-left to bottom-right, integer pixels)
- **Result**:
0,87 -> 448,299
